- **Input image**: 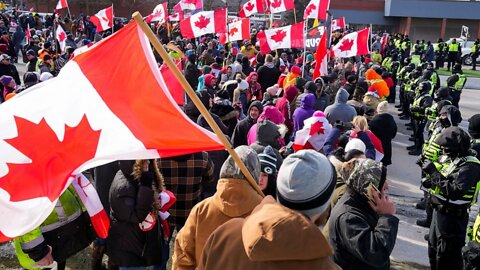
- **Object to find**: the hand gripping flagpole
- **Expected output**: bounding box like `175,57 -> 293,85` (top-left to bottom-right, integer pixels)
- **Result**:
132,12 -> 265,197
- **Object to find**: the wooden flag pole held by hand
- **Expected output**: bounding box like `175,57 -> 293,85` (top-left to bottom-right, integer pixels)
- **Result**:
132,11 -> 265,197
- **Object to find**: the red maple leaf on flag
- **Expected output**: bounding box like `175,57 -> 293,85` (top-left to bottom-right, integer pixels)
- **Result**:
305,4 -> 316,17
245,1 -> 255,11
194,15 -> 210,30
271,29 -> 287,43
339,39 -> 354,52
309,121 -> 325,136
308,27 -> 318,37
0,115 -> 101,202
58,31 -> 66,42
229,27 -> 239,36
101,16 -> 110,23
271,0 -> 282,8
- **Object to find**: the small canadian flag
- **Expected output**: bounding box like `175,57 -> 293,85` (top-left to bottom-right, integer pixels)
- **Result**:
179,8 -> 227,39
331,17 -> 346,32
267,0 -> 294,14
56,24 -> 67,53
239,0 -> 264,18
90,6 -> 114,32
331,28 -> 370,58
303,0 -> 330,20
145,3 -> 168,24
228,18 -> 250,42
257,22 -> 304,54
56,0 -> 68,10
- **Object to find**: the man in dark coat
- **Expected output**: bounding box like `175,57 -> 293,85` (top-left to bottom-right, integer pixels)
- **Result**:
0,54 -> 20,86
231,101 -> 263,148
184,54 -> 199,91
257,54 -> 281,92
369,101 -> 397,166
328,158 -> 398,270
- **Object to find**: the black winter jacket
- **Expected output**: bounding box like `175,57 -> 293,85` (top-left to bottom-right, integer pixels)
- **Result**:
328,190 -> 399,270
369,113 -> 398,166
107,170 -> 163,267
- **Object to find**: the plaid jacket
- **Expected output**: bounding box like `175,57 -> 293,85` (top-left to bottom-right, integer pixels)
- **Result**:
158,152 -> 214,226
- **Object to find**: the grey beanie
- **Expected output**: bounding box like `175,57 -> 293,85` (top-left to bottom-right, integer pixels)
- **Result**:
276,150 -> 336,217
220,145 -> 260,182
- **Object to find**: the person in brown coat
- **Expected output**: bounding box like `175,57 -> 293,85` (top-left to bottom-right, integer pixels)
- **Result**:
199,150 -> 341,270
172,146 -> 263,270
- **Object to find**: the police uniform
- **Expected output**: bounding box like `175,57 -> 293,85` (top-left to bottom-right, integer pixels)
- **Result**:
471,41 -> 479,70
423,127 -> 480,270
446,67 -> 467,108
408,82 -> 433,155
13,186 -> 95,270
447,41 -> 461,70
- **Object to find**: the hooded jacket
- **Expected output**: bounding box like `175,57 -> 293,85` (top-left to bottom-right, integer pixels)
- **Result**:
324,89 -> 357,124
231,101 -> 263,148
369,112 -> 398,166
247,106 -> 284,145
276,86 -> 299,137
293,93 -> 316,134
199,196 -> 341,270
250,120 -> 284,169
257,62 -> 281,92
172,172 -> 262,270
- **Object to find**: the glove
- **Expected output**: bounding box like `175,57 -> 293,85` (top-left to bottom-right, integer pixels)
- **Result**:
429,171 -> 444,187
139,172 -> 154,187
416,156 -> 425,167
422,160 -> 438,175
421,178 -> 432,189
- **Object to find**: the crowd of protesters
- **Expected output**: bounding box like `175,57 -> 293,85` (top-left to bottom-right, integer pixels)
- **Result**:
1,4 -> 480,270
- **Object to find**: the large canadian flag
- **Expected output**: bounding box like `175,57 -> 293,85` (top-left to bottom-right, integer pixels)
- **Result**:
90,6 -> 114,32
267,0 -> 294,14
228,18 -> 250,42
56,24 -> 67,53
257,22 -> 304,54
239,0 -> 264,18
331,17 -> 346,32
331,28 -> 370,58
0,21 -> 224,241
313,28 -> 328,80
56,0 -> 68,10
145,3 -> 168,24
174,0 -> 202,12
180,8 -> 227,39
304,0 -> 330,20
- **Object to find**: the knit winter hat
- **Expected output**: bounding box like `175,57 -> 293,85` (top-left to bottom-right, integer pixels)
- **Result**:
258,146 -> 277,175
377,100 -> 388,114
341,158 -> 386,198
220,145 -> 260,182
0,75 -> 13,86
276,150 -> 336,217
469,114 -> 480,138
26,49 -> 35,56
291,65 -> 301,75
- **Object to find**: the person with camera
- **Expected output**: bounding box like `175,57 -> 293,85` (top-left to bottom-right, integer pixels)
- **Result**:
421,127 -> 480,270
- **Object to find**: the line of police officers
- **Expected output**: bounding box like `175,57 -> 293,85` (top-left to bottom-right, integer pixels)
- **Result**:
385,35 -> 480,269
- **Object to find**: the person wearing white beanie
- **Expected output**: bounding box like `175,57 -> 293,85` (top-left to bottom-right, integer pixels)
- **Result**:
199,150 -> 340,270
376,100 -> 389,114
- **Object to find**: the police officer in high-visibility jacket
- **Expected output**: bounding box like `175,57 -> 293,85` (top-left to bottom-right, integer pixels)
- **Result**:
13,186 -> 95,270
469,114 -> 480,159
470,39 -> 479,70
421,127 -> 480,270
447,38 -> 461,71
446,63 -> 467,108
407,81 -> 433,156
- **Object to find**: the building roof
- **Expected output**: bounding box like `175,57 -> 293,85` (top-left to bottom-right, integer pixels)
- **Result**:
385,0 -> 480,20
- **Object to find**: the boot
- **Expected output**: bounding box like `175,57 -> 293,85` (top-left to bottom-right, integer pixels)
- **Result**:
416,218 -> 430,228
415,198 -> 426,210
406,126 -> 413,130
408,148 -> 422,156
91,241 -> 106,270
395,104 -> 402,108
409,137 -> 415,142
398,112 -> 405,117
406,122 -> 413,126
406,145 -> 417,150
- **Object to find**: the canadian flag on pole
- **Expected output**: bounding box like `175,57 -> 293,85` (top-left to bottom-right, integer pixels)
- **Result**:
313,28 -> 328,80
56,0 -> 68,10
174,0 -> 203,12
331,17 -> 346,32
56,24 -> 67,53
257,22 -> 304,55
169,12 -> 184,22
0,21 -> 223,241
303,0 -> 330,20
239,0 -> 264,18
26,24 -> 31,43
227,18 -> 250,42
331,28 -> 370,58
180,8 -> 227,39
90,6 -> 114,32
145,3 -> 168,24
267,0 -> 294,14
